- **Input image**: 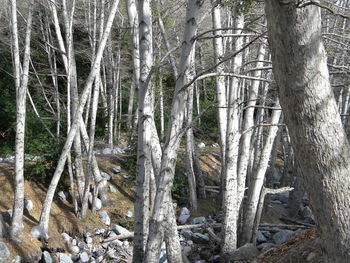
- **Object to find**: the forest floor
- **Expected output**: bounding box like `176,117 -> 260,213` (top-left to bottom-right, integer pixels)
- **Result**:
0,147 -> 322,262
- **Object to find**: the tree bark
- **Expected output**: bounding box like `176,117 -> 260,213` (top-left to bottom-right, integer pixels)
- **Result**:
265,1 -> 350,261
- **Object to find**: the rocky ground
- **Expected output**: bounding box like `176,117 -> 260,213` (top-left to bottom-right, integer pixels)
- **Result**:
0,144 -> 322,263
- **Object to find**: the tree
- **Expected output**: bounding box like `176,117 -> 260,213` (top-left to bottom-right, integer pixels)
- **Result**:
10,0 -> 34,239
265,1 -> 350,261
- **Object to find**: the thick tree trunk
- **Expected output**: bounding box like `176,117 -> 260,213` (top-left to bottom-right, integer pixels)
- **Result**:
265,1 -> 350,261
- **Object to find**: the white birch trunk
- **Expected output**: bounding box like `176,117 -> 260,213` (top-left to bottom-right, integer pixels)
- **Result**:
10,0 -> 34,239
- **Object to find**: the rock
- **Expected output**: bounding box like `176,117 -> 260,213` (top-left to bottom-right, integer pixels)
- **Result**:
209,255 -> 221,262
24,199 -> 34,211
112,225 -> 131,235
61,233 -> 71,244
57,253 -> 73,263
3,156 -> 15,163
108,231 -> 117,238
42,251 -> 53,263
181,230 -> 193,240
273,230 -> 294,245
256,231 -> 267,243
260,231 -> 272,239
191,233 -> 210,244
79,251 -> 90,263
0,214 -> 5,237
0,242 -> 10,263
307,252 -> 317,262
109,185 -> 117,193
112,166 -> 121,173
257,242 -> 275,252
123,174 -> 131,179
300,206 -> 315,224
102,148 -> 113,155
125,210 -> 133,218
88,194 -> 102,211
178,207 -> 190,224
112,148 -> 125,154
86,237 -> 93,244
212,143 -> 219,147
58,191 -> 68,201
12,256 -> 21,263
197,142 -> 206,148
70,246 -> 80,254
95,228 -> 105,235
101,172 -> 111,181
31,226 -> 44,239
276,191 -> 289,203
231,243 -> 258,261
1,210 -> 12,221
191,216 -> 206,224
99,211 -> 110,226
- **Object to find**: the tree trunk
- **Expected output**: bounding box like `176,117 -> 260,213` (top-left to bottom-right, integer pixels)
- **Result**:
265,1 -> 350,261
10,0 -> 34,239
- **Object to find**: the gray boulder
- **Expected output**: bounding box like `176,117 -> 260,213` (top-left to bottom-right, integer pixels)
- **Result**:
178,207 -> 190,225
112,225 -> 131,235
31,226 -> 44,239
231,243 -> 258,261
61,233 -> 71,244
70,246 -> 79,254
2,210 -> 12,221
197,142 -> 205,148
300,206 -> 315,224
102,148 -> 113,155
276,191 -> 289,203
191,216 -> 206,224
79,251 -> 90,263
191,233 -> 210,244
0,242 -> 10,263
273,230 -> 294,245
42,251 -> 53,263
256,231 -> 267,243
101,172 -> 111,181
99,211 -> 111,226
125,210 -> 133,218
57,253 -> 73,263
257,242 -> 275,252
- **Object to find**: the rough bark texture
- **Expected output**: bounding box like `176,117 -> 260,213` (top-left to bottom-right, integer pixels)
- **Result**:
265,1 -> 350,261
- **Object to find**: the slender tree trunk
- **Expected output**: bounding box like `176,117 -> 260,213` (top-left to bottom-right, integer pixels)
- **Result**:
221,10 -> 244,261
10,0 -> 34,239
265,1 -> 350,261
132,0 -> 156,261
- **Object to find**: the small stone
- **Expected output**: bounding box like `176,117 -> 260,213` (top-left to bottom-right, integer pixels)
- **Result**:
122,174 -> 131,179
1,210 -> 12,221
197,142 -> 206,148
125,210 -> 133,218
112,166 -> 121,174
307,252 -> 317,262
0,242 -> 10,263
191,233 -> 210,244
31,226 -> 43,239
24,199 -> 34,211
101,172 -> 111,181
301,206 -> 315,224
181,230 -> 193,240
70,246 -> 80,254
58,191 -> 67,201
273,230 -> 294,245
212,143 -> 219,147
61,233 -> 71,244
99,211 -> 111,226
79,251 -> 90,263
191,217 -> 206,224
112,225 -> 131,235
86,237 -> 93,244
57,253 -> 73,263
84,232 -> 92,238
42,251 -> 53,263
109,185 -> 117,193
